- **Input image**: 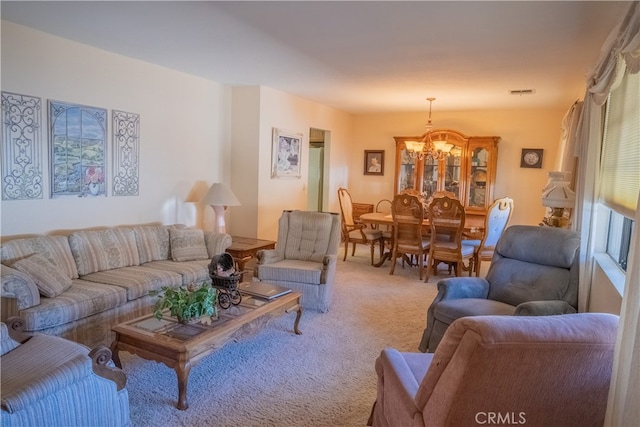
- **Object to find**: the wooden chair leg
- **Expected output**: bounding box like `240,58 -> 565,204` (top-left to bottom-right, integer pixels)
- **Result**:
343,240 -> 348,261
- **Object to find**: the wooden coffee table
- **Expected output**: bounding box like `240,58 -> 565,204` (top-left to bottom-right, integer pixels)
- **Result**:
110,290 -> 302,410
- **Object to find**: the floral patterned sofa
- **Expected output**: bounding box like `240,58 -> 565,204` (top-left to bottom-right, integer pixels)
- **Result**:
0,224 -> 231,334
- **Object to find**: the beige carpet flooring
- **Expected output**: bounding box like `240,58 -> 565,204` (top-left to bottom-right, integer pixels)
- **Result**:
123,246 -> 482,427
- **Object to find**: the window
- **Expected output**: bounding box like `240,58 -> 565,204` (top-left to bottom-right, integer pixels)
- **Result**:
598,70 -> 639,278
606,209 -> 634,271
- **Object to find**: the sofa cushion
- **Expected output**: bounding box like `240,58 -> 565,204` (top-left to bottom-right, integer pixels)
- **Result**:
81,266 -> 182,300
1,236 -> 79,279
169,229 -> 209,262
18,280 -> 128,331
12,254 -> 73,297
256,259 -> 324,285
69,228 -> 140,276
133,224 -> 171,264
283,211 -> 333,262
141,259 -> 211,285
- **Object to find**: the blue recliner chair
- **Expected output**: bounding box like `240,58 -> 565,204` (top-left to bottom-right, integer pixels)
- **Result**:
419,225 -> 580,353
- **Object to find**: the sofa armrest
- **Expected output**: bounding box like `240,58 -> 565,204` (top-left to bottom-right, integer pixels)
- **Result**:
0,266 -> 40,310
436,277 -> 490,301
89,345 -> 127,391
374,348 -> 427,427
255,249 -> 283,265
1,353 -> 92,413
204,231 -> 232,257
514,300 -> 578,316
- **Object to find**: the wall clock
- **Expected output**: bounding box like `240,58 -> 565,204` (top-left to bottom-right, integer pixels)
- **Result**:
520,148 -> 543,168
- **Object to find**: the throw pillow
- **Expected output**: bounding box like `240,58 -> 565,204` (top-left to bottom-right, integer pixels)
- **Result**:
12,254 -> 73,298
169,229 -> 209,262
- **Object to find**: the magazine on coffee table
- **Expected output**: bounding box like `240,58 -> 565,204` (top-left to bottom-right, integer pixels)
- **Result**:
238,282 -> 292,300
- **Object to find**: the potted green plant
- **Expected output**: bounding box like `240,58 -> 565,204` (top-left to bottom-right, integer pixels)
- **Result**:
151,283 -> 218,323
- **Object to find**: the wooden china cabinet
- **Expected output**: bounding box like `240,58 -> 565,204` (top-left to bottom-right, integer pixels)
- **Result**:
393,129 -> 500,219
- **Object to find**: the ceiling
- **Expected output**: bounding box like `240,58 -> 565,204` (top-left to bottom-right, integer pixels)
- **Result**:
1,1 -> 632,114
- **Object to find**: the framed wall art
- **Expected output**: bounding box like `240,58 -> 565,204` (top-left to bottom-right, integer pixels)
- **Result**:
272,127 -> 303,178
49,100 -> 107,197
364,150 -> 384,176
520,148 -> 543,168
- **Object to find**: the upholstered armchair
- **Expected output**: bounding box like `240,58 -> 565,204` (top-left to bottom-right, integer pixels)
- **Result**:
1,317 -> 130,426
255,210 -> 341,312
370,313 -> 618,427
419,225 -> 580,352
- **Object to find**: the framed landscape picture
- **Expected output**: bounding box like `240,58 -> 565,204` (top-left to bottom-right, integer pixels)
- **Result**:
364,150 -> 384,176
272,128 -> 303,178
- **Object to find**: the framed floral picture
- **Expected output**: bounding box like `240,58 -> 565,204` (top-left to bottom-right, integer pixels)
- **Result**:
364,150 -> 384,176
272,128 -> 303,178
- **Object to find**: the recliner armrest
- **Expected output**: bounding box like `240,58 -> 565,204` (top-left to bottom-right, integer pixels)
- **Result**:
322,254 -> 337,267
514,300 -> 577,316
255,249 -> 283,265
437,277 -> 490,301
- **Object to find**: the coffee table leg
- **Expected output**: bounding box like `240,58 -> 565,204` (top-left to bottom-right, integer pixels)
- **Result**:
288,305 -> 303,335
176,361 -> 192,410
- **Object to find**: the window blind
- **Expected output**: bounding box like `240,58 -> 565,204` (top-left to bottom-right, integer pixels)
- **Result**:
600,71 -> 640,219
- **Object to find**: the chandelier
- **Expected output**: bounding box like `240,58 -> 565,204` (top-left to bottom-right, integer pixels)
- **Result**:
405,97 -> 454,161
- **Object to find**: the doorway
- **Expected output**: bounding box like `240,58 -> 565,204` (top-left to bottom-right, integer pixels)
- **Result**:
307,128 -> 326,211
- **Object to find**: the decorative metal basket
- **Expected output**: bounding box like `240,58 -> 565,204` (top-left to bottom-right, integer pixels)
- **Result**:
208,252 -> 242,290
210,272 -> 243,290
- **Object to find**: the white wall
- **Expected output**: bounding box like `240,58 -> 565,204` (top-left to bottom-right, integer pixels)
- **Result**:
228,86 -> 353,241
1,21 -> 230,237
350,108 -> 567,226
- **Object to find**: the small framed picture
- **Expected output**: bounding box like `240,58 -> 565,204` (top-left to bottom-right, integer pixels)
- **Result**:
272,128 -> 303,178
520,148 -> 544,168
364,150 -> 384,176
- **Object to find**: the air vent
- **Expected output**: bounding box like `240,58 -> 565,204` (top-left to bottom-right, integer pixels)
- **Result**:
509,89 -> 536,95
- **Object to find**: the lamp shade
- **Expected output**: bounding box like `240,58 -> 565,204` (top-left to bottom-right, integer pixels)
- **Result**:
541,171 -> 575,209
201,183 -> 241,206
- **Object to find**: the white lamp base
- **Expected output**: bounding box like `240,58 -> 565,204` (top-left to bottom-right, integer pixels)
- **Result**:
211,205 -> 227,233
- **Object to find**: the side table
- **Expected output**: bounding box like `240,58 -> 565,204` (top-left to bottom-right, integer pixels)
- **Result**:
227,236 -> 276,279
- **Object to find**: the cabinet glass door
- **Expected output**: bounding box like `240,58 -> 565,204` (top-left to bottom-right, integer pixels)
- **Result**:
468,147 -> 489,207
444,150 -> 462,198
398,147 -> 416,192
421,157 -> 438,199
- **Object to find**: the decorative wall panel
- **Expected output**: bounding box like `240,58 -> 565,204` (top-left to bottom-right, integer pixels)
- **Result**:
1,92 -> 43,200
112,110 -> 140,196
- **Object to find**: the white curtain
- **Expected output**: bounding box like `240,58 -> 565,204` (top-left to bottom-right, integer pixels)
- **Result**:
569,2 -> 640,425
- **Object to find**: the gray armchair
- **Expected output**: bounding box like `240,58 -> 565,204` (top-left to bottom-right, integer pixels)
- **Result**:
419,225 -> 580,352
255,210 -> 341,312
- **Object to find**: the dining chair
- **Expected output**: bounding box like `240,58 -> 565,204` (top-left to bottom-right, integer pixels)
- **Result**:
463,197 -> 514,276
390,194 -> 430,280
425,196 -> 475,282
337,187 -> 383,265
374,199 -> 393,250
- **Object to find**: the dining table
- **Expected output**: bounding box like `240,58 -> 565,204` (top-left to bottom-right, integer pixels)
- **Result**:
359,211 -> 485,267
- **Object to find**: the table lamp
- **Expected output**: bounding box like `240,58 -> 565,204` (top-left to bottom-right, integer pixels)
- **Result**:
541,171 -> 575,227
201,183 -> 241,233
